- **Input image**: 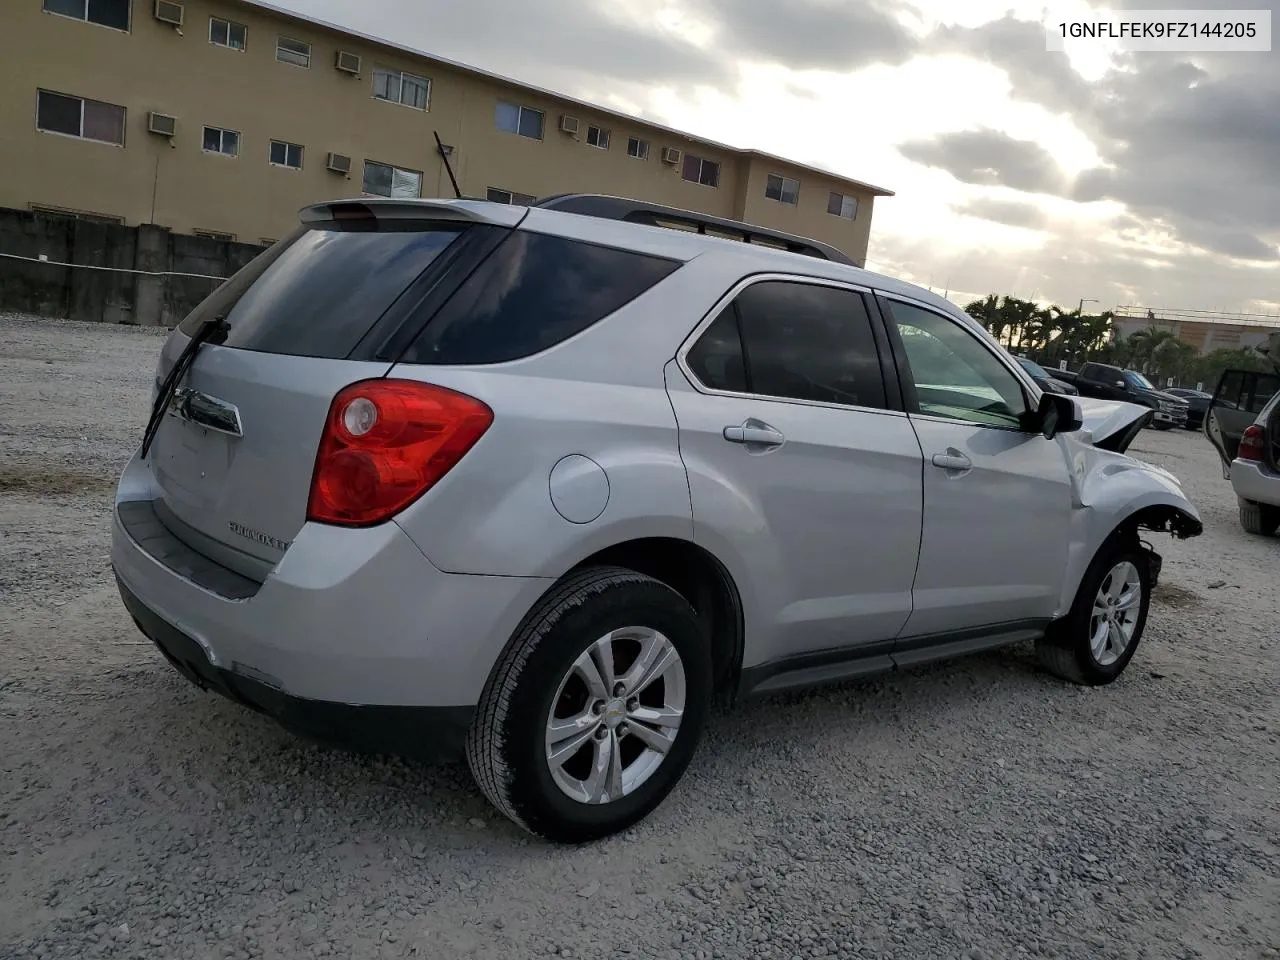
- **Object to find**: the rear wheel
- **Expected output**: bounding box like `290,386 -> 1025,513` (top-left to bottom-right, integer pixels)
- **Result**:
466,566 -> 711,843
1037,536 -> 1152,685
1238,498 -> 1280,536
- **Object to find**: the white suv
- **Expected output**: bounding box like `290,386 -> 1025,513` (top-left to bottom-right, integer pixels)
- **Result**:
112,195 -> 1202,842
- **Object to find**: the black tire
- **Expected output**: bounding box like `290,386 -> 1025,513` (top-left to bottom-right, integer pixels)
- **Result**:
1239,498 -> 1280,536
466,565 -> 712,843
1152,421 -> 1172,431
1036,534 -> 1152,686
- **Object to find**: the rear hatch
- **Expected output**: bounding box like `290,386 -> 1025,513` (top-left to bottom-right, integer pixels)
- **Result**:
143,200 -> 522,579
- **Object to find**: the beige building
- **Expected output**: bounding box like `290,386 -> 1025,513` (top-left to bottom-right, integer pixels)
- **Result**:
1112,307 -> 1280,356
1,0 -> 892,262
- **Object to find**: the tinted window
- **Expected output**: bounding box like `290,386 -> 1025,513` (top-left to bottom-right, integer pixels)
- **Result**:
733,281 -> 887,409
401,232 -> 680,365
887,300 -> 1029,428
1083,363 -> 1122,381
685,307 -> 747,393
178,222 -> 467,358
36,91 -> 82,137
90,0 -> 129,28
1018,358 -> 1050,379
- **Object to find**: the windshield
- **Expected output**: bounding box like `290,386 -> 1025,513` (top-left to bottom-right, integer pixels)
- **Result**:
1125,371 -> 1155,389
1017,357 -> 1050,379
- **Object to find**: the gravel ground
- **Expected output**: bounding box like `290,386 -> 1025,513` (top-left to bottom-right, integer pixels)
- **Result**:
2,312 -> 1278,960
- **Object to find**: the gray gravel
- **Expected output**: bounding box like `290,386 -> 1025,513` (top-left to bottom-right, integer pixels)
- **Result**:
2,312 -> 1278,960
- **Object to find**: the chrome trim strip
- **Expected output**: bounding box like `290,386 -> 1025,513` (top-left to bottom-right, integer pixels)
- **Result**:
672,272 -> 907,419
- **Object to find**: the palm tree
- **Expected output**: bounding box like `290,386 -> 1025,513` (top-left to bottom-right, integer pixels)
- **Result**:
1123,326 -> 1179,375
964,295 -> 1005,345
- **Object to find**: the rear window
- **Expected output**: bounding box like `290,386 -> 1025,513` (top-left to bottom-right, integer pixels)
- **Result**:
179,221 -> 469,358
399,231 -> 681,365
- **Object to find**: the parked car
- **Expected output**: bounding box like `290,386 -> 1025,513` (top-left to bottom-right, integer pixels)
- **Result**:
1073,363 -> 1188,429
111,194 -> 1202,843
1165,387 -> 1212,430
1015,357 -> 1079,395
1203,367 -> 1280,534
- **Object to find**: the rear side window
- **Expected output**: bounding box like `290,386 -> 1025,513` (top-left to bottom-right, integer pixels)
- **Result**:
686,307 -> 747,392
399,231 -> 680,365
684,280 -> 887,409
179,222 -> 468,358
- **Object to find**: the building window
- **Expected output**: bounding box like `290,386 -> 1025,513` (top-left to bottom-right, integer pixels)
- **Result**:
42,0 -> 130,30
362,160 -> 422,198
30,203 -> 123,224
827,192 -> 858,220
209,17 -> 246,50
269,140 -> 303,169
681,154 -> 721,188
276,36 -> 311,67
36,90 -> 125,146
373,68 -> 430,110
765,174 -> 800,205
486,188 -> 537,205
586,125 -> 610,150
193,229 -> 235,242
202,126 -> 240,157
495,100 -> 545,140
626,137 -> 650,160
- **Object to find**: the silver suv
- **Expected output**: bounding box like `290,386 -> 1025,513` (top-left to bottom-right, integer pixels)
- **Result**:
112,195 -> 1202,842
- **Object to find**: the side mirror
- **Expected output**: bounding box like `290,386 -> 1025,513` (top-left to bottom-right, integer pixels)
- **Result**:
1037,392 -> 1082,440
1115,379 -> 1128,390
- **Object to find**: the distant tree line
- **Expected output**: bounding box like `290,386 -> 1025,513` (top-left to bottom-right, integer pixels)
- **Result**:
963,295 -> 1274,390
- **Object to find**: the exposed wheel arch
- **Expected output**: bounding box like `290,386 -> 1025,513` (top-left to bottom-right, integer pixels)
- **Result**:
568,537 -> 745,702
1120,504 -> 1203,540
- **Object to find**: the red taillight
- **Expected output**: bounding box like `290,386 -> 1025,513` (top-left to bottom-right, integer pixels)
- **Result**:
1238,424 -> 1266,462
307,379 -> 493,527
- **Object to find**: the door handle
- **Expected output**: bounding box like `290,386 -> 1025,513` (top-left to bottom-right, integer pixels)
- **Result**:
931,451 -> 972,472
723,420 -> 785,447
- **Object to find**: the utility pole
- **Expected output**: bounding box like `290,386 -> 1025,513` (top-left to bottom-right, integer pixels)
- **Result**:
1078,297 -> 1098,314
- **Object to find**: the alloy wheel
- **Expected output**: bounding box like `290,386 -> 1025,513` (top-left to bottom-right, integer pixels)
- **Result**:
1090,560 -> 1143,666
545,627 -> 686,805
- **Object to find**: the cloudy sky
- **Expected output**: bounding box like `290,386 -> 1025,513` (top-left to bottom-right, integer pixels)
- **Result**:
274,0 -> 1278,315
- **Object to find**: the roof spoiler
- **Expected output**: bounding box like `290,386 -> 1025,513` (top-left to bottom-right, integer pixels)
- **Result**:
534,194 -> 857,266
299,198 -> 528,229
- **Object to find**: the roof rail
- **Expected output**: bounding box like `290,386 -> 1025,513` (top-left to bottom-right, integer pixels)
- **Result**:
533,194 -> 856,266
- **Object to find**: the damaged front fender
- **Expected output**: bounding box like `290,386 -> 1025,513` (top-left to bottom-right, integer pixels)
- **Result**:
1052,427 -> 1202,617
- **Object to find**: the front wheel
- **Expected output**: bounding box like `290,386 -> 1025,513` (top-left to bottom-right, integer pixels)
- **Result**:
1036,536 -> 1152,685
466,566 -> 712,843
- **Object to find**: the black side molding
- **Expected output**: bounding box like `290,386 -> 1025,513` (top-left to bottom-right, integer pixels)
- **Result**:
739,619 -> 1051,699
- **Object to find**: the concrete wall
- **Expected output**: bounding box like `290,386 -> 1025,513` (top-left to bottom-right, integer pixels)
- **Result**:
0,207 -> 262,326
0,0 -> 888,264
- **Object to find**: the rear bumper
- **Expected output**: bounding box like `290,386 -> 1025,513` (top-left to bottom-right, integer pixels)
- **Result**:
1231,458 -> 1280,507
112,454 -> 554,725
118,576 -> 473,758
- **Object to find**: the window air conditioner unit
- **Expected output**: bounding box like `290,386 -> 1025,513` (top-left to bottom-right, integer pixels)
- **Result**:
335,51 -> 362,75
661,147 -> 682,165
153,0 -> 184,26
326,153 -> 352,175
148,112 -> 177,137
559,115 -> 580,135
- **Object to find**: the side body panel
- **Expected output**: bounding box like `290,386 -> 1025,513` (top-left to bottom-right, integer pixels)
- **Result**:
665,360 -> 924,670
903,417 -> 1073,634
